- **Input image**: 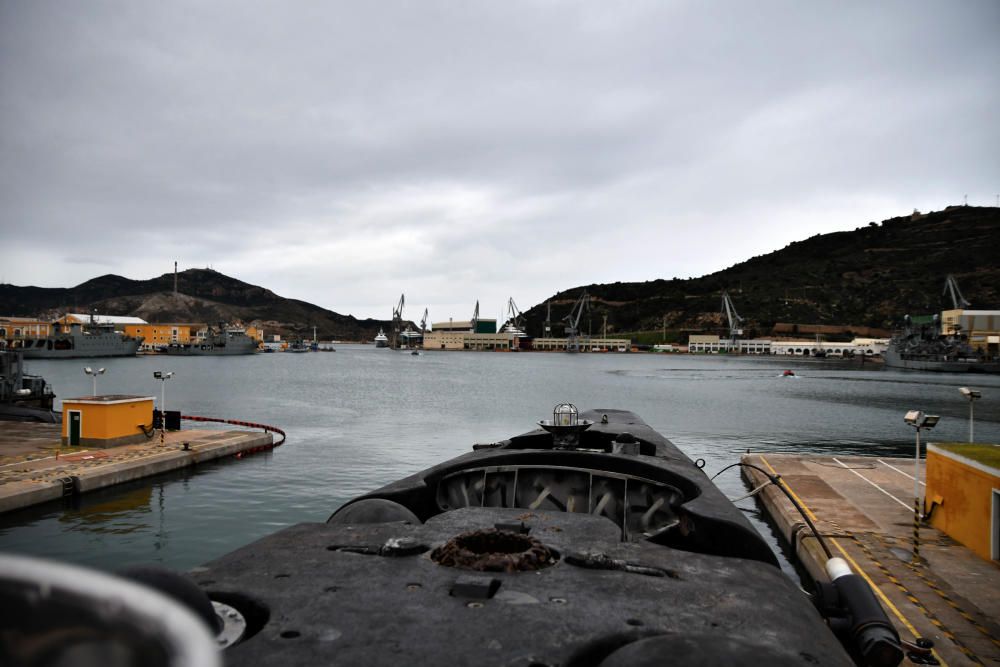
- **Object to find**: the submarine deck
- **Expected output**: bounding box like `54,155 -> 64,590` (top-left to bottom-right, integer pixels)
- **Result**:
742,453 -> 1000,667
0,421 -> 273,514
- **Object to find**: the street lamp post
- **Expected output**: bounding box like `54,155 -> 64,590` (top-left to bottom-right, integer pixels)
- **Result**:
153,371 -> 174,446
83,367 -> 106,395
903,410 -> 940,564
958,387 -> 982,443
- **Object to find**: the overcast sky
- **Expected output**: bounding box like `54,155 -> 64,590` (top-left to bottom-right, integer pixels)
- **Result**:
1,1 -> 997,322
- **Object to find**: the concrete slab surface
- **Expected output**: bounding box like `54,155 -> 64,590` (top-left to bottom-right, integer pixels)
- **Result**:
743,453 -> 1000,667
0,421 -> 274,514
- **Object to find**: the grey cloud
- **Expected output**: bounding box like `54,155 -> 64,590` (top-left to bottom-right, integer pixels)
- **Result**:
2,1 -> 997,318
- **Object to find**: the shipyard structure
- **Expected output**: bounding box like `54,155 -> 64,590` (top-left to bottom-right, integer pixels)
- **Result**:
421,317 -> 630,352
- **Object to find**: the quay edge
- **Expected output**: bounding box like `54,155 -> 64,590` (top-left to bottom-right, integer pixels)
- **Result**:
0,427 -> 273,514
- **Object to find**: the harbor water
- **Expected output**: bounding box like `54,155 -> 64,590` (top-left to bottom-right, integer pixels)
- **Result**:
2,346 -> 998,578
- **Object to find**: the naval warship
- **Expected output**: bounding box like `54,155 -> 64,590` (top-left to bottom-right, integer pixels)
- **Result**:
13,315 -> 142,359
162,326 -> 257,355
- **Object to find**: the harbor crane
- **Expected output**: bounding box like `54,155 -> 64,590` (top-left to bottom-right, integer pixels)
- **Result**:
391,294 -> 405,349
943,275 -> 971,309
419,308 -> 428,334
506,298 -> 525,333
720,290 -> 744,343
544,301 -> 552,337
563,290 -> 591,352
471,301 -> 480,333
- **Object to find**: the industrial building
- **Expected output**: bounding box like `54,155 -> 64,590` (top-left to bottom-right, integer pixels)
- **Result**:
940,309 -> 1000,357
687,335 -> 889,356
531,337 -> 631,352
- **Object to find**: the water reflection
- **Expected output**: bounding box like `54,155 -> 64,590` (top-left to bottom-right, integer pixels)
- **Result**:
59,486 -> 153,535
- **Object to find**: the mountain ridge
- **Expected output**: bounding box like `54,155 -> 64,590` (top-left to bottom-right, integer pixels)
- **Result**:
3,206 -> 998,342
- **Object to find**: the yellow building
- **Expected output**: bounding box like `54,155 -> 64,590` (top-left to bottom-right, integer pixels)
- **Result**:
245,324 -> 265,342
926,443 -> 1000,562
62,395 -> 155,448
124,324 -> 194,350
0,317 -> 51,339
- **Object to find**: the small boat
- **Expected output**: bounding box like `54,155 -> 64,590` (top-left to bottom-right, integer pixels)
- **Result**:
285,340 -> 310,353
783,369 -> 795,377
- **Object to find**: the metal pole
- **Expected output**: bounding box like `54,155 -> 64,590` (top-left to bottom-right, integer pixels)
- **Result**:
92,375 -> 97,396
160,379 -> 166,447
912,427 -> 921,564
969,400 -> 974,443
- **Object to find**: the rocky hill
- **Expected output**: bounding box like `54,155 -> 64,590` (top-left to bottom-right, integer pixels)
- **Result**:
520,206 -> 1000,340
0,269 -> 390,341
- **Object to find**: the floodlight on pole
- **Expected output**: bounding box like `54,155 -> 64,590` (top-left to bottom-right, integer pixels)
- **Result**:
959,387 -> 981,443
903,410 -> 939,564
153,371 -> 174,446
83,366 -> 106,395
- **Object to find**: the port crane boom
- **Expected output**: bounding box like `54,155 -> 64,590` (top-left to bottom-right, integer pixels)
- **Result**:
943,275 -> 971,309
720,290 -> 744,342
419,308 -> 428,334
563,290 -> 590,352
506,298 -> 525,332
391,294 -> 405,349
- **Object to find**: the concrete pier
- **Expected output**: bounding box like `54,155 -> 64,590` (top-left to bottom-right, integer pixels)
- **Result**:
0,422 -> 273,514
742,453 -> 1000,666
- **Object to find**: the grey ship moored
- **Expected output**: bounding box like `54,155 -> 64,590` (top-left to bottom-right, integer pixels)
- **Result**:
884,314 -> 1000,374
0,348 -> 59,422
163,326 -> 257,355
13,316 -> 142,359
0,406 -> 906,666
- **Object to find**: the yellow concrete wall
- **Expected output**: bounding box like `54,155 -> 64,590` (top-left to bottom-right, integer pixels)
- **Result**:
926,445 -> 1000,562
62,397 -> 154,446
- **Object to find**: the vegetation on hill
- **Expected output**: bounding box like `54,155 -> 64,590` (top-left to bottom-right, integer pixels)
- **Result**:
519,206 -> 1000,340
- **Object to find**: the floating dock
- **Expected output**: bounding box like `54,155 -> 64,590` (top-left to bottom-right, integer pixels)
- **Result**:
0,422 -> 274,514
743,453 -> 1000,666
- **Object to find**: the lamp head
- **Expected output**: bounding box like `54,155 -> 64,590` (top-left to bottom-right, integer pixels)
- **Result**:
921,415 -> 940,429
903,410 -> 923,426
153,371 -> 162,379
959,387 -> 982,400
84,367 -> 93,375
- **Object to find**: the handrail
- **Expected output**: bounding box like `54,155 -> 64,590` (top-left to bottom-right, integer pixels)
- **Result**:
179,415 -> 286,447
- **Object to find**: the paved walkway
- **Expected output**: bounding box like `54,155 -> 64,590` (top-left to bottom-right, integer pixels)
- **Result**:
743,453 -> 1000,667
0,422 -> 272,513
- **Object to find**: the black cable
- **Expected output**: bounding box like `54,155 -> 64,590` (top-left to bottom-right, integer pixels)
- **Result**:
712,461 -> 834,560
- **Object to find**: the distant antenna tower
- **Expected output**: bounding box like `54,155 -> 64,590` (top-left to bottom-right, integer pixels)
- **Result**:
173,261 -> 178,295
